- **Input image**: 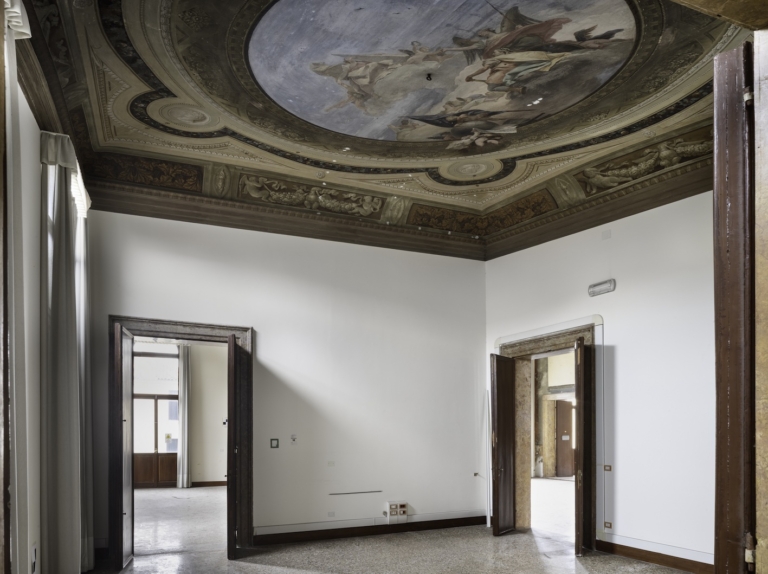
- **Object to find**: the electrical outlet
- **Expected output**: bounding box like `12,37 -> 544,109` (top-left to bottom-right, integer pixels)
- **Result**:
604,522 -> 613,529
385,501 -> 408,524
290,434 -> 297,445
604,465 -> 612,471
270,439 -> 279,448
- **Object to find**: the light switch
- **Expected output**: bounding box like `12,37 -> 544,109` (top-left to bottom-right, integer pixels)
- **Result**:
270,439 -> 279,448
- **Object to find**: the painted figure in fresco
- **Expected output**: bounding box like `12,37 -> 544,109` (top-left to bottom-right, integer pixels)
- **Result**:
464,51 -> 573,96
307,2 -> 631,149
312,56 -> 404,112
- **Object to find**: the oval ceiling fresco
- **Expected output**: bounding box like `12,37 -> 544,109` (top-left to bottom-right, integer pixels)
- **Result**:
249,0 -> 638,150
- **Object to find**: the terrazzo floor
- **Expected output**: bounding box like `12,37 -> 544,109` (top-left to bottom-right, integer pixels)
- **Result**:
96,484 -> 687,574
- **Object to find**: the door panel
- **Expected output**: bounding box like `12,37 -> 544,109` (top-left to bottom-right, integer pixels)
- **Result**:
574,337 -> 595,555
491,354 -> 516,536
158,454 -> 178,485
227,335 -> 237,558
556,401 -> 574,477
116,324 -> 135,569
133,454 -> 156,487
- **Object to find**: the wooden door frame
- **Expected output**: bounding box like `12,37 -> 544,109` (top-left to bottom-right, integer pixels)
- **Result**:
494,325 -> 597,552
491,353 -> 517,536
108,315 -> 254,567
712,42 -> 756,573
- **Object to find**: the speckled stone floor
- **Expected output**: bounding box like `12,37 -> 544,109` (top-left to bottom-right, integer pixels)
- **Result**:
96,485 -> 686,574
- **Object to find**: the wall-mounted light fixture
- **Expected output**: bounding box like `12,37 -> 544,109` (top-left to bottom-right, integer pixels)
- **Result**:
588,279 -> 616,297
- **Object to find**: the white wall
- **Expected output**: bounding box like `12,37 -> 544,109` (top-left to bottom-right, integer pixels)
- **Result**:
189,345 -> 228,484
486,193 -> 716,564
547,352 -> 574,387
89,213 -> 487,542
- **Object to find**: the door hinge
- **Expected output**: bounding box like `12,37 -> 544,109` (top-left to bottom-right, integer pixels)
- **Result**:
746,532 -> 755,571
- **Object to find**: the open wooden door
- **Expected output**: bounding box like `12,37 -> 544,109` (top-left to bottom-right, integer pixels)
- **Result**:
491,354 -> 516,536
574,337 -> 595,556
227,335 -> 236,559
112,323 -> 134,569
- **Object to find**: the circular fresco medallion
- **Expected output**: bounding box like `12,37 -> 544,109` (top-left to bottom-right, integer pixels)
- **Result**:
248,0 -> 637,149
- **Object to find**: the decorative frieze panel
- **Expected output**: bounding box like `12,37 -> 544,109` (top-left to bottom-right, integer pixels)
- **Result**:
237,174 -> 386,220
407,190 -> 558,237
575,126 -> 713,196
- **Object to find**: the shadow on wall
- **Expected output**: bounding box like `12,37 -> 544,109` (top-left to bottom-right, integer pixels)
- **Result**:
251,343 -> 398,528
603,345 -> 616,528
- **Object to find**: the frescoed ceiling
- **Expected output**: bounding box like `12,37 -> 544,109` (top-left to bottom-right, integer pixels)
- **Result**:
21,0 -> 746,259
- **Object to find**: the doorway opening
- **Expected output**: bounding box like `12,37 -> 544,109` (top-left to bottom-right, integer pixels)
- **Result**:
108,316 -> 254,570
490,324 -> 596,556
531,349 -> 576,543
131,338 -> 230,558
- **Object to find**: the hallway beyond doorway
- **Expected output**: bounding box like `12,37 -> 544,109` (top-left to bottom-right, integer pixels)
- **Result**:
531,477 -> 575,541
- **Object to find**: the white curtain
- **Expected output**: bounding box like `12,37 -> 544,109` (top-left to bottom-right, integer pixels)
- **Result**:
177,345 -> 191,488
40,132 -> 93,573
5,3 -> 33,572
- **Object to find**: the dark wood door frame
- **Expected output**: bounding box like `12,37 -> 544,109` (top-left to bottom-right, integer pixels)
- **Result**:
713,42 -> 756,573
108,316 -> 254,566
491,354 -> 517,536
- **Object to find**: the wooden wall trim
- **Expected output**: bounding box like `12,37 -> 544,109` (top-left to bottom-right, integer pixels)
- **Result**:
252,516 -> 486,546
191,481 -> 227,488
712,42 -> 756,573
595,540 -> 714,574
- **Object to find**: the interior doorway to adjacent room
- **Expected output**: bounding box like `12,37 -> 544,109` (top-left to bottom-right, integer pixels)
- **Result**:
109,317 -> 254,570
131,339 -> 229,558
531,349 -> 577,543
490,325 -> 595,556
